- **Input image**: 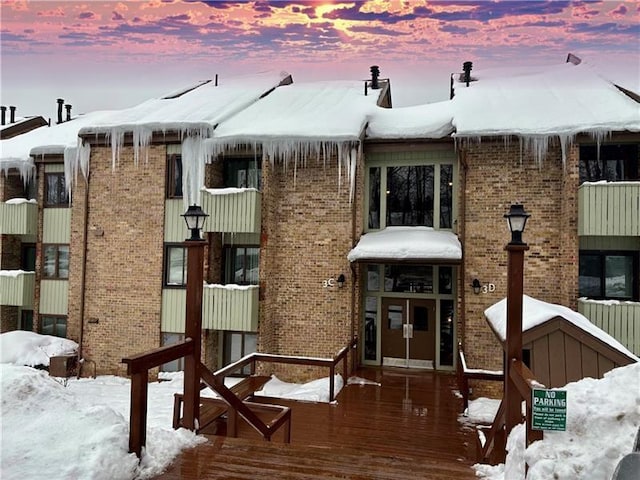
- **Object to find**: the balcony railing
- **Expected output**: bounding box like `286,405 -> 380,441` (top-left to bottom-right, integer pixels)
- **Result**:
578,298 -> 640,356
161,284 -> 259,333
201,188 -> 261,234
578,182 -> 640,236
0,201 -> 37,236
0,271 -> 35,307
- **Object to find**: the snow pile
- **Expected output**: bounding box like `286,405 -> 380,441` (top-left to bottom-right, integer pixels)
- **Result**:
485,295 -> 638,360
256,374 -> 344,403
460,397 -> 502,426
0,364 -> 204,480
0,269 -> 33,277
366,101 -> 455,139
475,362 -> 640,480
347,226 -> 462,262
0,330 -> 78,367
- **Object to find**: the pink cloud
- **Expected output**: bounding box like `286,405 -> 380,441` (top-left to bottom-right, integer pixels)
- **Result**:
37,7 -> 65,17
609,4 -> 628,17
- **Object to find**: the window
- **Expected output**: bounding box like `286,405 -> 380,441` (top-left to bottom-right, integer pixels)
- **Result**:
164,245 -> 187,287
367,162 -> 453,230
20,310 -> 33,331
224,332 -> 257,375
21,244 -> 36,271
44,172 -> 69,206
43,245 -> 69,279
386,165 -> 434,227
223,246 -> 259,285
224,157 -> 261,189
41,315 -> 67,337
161,333 -> 185,372
384,264 -> 433,293
166,147 -> 183,198
579,144 -> 639,183
579,251 -> 638,300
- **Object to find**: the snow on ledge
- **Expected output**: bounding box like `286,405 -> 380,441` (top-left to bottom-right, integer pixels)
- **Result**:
0,269 -> 34,277
204,283 -> 258,291
202,187 -> 259,196
347,227 -> 462,262
485,295 -> 638,361
579,297 -> 640,306
4,198 -> 37,205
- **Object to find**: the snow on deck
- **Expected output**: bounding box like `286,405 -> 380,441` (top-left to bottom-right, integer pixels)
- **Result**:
484,294 -> 638,360
347,226 -> 462,262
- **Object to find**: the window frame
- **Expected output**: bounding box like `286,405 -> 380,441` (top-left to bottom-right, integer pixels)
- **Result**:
42,244 -> 69,279
166,145 -> 183,199
163,244 -> 187,288
222,245 -> 260,285
579,250 -> 639,301
223,156 -> 262,190
579,143 -> 639,184
21,243 -> 36,271
223,331 -> 257,376
365,160 -> 455,232
44,172 -> 69,207
40,315 -> 67,338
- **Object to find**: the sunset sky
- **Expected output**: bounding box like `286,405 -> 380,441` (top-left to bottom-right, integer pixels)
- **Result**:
1,1 -> 639,121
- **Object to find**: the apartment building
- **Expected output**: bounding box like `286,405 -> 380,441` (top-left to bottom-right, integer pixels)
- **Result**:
1,59 -> 638,381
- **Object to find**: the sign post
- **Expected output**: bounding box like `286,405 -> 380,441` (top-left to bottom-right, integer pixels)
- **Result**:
532,388 -> 567,431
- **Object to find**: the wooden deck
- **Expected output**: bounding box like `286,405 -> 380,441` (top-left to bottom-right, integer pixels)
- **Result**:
155,367 -> 477,479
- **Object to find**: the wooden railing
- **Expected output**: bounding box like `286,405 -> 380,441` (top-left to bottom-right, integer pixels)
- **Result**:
457,344 -> 543,465
122,336 -> 358,458
477,359 -> 544,465
457,342 -> 503,411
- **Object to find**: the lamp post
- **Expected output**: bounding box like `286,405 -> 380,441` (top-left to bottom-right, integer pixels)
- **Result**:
504,203 -> 530,439
181,204 -> 208,431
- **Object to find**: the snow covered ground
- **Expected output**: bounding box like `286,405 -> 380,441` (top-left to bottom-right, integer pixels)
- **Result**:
0,332 -> 343,480
466,362 -> 640,480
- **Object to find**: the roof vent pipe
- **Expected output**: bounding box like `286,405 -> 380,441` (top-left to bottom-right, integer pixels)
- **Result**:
0,106 -> 5,126
215,74 -> 218,87
463,61 -> 473,87
65,104 -> 72,122
370,65 -> 380,90
57,98 -> 64,124
9,106 -> 16,124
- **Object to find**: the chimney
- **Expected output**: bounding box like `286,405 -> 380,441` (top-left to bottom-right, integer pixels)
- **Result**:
9,106 -> 16,123
1,106 -> 5,126
65,104 -> 72,122
463,61 -> 473,87
370,65 -> 380,90
57,98 -> 64,124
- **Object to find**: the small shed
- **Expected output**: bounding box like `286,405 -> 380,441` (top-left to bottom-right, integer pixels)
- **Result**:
485,295 -> 637,388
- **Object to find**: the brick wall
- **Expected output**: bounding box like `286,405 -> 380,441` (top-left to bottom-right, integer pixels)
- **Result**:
69,145 -> 167,375
259,154 -> 358,381
460,139 -> 579,389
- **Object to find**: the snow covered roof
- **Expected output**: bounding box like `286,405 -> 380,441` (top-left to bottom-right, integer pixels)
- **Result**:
78,71 -> 291,137
484,295 -> 638,361
347,227 -> 462,263
0,111 -> 116,179
366,61 -> 640,158
451,62 -> 640,138
210,80 -> 382,147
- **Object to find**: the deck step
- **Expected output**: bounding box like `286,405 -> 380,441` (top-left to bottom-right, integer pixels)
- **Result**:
157,436 -> 475,479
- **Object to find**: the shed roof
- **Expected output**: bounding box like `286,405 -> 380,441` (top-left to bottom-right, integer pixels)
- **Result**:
485,295 -> 638,362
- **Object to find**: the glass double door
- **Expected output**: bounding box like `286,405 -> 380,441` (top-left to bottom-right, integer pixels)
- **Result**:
381,298 -> 436,368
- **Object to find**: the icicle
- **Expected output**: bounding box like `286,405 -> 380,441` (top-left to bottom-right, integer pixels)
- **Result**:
349,147 -> 357,202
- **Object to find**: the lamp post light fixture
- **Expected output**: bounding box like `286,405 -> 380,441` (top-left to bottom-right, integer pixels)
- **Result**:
181,204 -> 208,431
504,203 -> 530,445
504,203 -> 530,245
182,204 -> 209,241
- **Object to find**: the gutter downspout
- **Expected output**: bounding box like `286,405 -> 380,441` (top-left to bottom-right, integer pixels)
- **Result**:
458,149 -> 468,354
349,138 -> 365,372
77,174 -> 90,378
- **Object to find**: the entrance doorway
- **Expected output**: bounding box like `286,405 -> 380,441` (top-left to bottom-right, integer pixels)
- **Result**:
381,298 -> 436,368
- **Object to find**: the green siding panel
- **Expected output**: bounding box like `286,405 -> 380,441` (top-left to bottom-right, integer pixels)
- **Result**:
164,199 -> 187,243
161,285 -> 259,333
578,183 -> 640,236
578,299 -> 640,356
39,280 -> 68,315
201,189 -> 261,234
0,202 -> 38,235
0,271 -> 35,307
43,208 -> 71,244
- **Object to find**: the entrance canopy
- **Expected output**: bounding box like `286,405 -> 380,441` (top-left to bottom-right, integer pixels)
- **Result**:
347,227 -> 462,264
